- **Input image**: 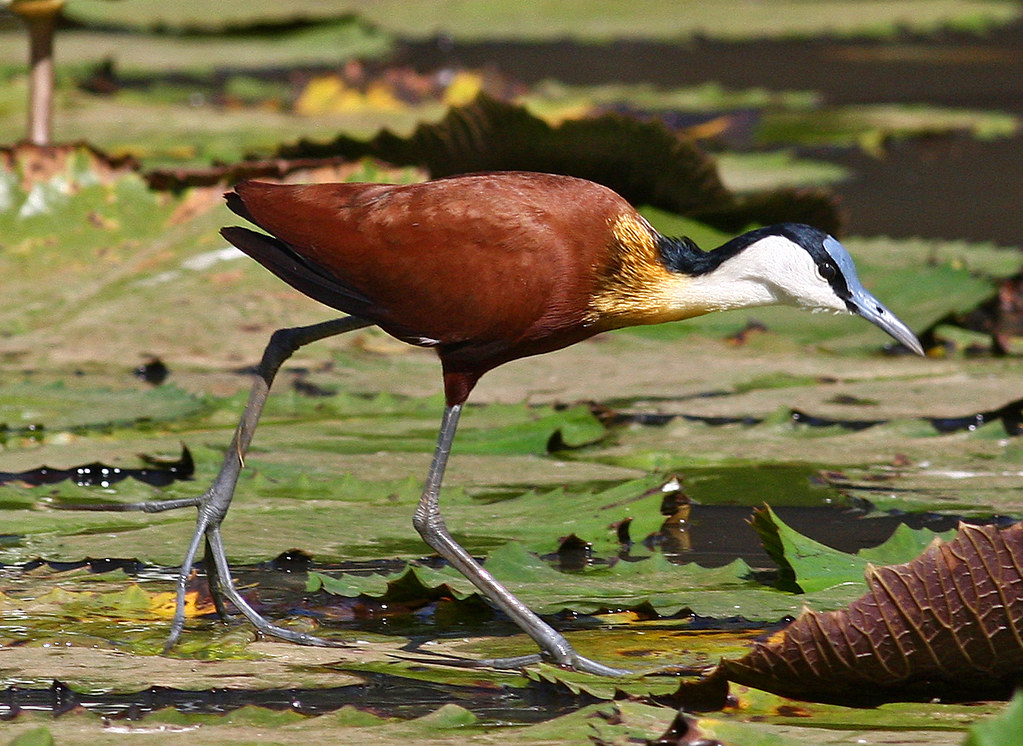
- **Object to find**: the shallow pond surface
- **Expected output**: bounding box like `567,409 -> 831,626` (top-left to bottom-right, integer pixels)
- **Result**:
0,10 -> 1022,742
403,26 -> 1023,244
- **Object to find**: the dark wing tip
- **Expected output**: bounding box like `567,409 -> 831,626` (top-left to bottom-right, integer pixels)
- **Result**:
220,226 -> 374,313
224,179 -> 279,223
220,224 -> 261,247
223,190 -> 251,222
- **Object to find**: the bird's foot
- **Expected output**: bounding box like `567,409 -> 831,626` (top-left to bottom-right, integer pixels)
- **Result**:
163,576 -> 349,652
164,619 -> 347,653
526,626 -> 635,676
164,516 -> 348,651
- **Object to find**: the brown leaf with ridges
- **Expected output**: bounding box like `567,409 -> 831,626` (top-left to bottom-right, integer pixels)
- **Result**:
718,522 -> 1023,702
274,93 -> 842,234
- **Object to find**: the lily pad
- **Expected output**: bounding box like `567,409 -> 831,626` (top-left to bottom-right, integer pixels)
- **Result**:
965,691 -> 1023,746
751,505 -> 954,593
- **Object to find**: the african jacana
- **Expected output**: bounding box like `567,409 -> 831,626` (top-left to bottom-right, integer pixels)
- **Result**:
159,171 -> 923,676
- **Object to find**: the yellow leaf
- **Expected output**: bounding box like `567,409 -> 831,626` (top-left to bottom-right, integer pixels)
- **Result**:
148,589 -> 217,619
442,71 -> 483,107
364,81 -> 404,111
295,75 -> 347,115
295,75 -> 405,115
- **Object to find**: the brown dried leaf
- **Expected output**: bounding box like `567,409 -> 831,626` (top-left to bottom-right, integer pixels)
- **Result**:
148,156 -> 425,193
0,142 -> 138,191
276,93 -> 842,234
720,522 -> 1023,703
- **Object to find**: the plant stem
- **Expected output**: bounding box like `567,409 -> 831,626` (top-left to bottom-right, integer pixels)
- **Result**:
26,11 -> 54,145
12,0 -> 64,146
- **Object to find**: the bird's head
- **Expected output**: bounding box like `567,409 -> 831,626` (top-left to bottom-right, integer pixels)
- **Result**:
679,224 -> 924,355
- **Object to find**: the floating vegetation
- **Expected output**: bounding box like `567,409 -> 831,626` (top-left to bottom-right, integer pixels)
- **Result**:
132,358 -> 169,386
0,446 -> 194,488
596,397 -> 1023,436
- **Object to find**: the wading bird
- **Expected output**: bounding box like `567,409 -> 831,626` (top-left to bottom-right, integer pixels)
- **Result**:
157,171 -> 923,676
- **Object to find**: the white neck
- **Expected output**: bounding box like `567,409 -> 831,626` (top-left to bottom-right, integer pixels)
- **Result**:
682,264 -> 783,313
588,232 -> 849,331
678,236 -> 848,315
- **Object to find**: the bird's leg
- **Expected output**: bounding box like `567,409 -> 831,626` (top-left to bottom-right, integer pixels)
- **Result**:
413,404 -> 631,677
165,315 -> 373,651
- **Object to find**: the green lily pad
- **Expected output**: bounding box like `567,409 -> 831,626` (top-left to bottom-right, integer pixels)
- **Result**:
752,505 -> 954,594
965,691 -> 1023,746
312,540 -> 761,617
758,104 -> 1018,149
7,728 -> 55,746
0,382 -> 206,434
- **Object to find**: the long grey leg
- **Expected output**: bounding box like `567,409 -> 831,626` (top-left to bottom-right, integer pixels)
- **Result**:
165,315 -> 373,650
413,404 -> 631,676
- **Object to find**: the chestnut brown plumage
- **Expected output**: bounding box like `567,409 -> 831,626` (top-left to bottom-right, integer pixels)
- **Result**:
223,173 -> 690,404
159,172 -> 922,676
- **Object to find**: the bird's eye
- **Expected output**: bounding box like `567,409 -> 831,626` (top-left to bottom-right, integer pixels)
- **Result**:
818,262 -> 837,282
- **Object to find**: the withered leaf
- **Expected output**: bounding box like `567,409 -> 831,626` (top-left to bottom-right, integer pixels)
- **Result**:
717,522 -> 1023,703
273,93 -> 841,234
144,93 -> 840,231
1,142 -> 138,191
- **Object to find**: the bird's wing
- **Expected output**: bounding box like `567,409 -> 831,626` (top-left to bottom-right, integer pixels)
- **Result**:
221,225 -> 375,311
222,175 -> 633,353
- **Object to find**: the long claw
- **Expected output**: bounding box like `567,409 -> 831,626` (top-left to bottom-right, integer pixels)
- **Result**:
59,497 -> 202,513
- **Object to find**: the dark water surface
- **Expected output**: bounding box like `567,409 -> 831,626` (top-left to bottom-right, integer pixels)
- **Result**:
401,24 -> 1023,245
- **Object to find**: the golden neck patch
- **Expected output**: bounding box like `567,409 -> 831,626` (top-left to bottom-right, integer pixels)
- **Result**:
588,213 -> 699,329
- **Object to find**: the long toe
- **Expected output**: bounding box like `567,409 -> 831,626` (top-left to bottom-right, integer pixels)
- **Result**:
252,624 -> 349,648
565,653 -> 633,677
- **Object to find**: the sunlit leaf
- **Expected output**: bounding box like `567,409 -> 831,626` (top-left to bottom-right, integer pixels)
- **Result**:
0,5 -> 1021,743
0,382 -> 206,434
441,71 -> 485,107
751,505 -> 953,593
57,0 -> 1022,41
964,690 -> 1023,746
312,540 -> 761,616
294,76 -> 405,115
758,104 -> 1018,149
858,522 -> 958,564
413,703 -> 478,729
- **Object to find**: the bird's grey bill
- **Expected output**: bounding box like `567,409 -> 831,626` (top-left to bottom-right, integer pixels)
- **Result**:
849,288 -> 925,356
822,236 -> 924,356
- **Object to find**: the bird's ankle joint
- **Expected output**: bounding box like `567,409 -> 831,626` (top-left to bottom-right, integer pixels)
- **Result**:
412,510 -> 447,538
197,500 -> 229,525
268,327 -> 301,356
541,639 -> 578,666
